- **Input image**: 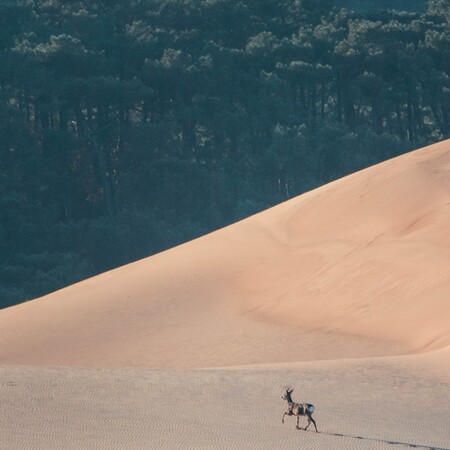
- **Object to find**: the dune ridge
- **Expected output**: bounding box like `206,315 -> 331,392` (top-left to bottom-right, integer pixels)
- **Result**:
0,139 -> 449,369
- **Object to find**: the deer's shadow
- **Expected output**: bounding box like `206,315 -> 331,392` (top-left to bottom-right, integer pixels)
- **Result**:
300,428 -> 450,450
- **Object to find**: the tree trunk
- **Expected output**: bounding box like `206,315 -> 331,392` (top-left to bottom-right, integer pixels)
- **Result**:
396,106 -> 405,141
310,83 -> 317,129
406,93 -> 414,142
76,107 -> 116,218
320,83 -> 325,120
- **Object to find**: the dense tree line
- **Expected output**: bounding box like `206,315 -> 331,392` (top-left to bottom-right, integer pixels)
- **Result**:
0,0 -> 449,307
335,0 -> 428,13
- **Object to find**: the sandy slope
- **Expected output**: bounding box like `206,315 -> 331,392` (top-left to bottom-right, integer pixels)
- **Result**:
0,140 -> 449,449
0,140 -> 449,368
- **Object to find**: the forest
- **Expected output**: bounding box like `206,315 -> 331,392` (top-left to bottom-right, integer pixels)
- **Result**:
335,0 -> 428,12
0,0 -> 449,307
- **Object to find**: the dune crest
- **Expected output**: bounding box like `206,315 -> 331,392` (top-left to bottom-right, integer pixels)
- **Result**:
0,139 -> 449,368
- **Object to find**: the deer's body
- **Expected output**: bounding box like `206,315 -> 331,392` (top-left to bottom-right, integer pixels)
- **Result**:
282,389 -> 318,432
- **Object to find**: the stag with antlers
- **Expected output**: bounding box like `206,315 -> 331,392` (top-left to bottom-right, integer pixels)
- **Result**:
282,388 -> 318,432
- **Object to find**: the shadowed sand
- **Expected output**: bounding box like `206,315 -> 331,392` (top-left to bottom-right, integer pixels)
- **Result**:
0,140 -> 449,449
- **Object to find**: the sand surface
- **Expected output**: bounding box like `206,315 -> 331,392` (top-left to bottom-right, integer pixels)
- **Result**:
1,354 -> 449,450
0,139 -> 449,449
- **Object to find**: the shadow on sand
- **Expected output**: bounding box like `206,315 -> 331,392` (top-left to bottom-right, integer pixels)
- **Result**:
299,428 -> 450,450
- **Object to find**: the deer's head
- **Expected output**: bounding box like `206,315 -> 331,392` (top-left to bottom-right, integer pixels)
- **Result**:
282,388 -> 294,401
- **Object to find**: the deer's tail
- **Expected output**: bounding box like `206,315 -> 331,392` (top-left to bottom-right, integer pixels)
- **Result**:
307,405 -> 315,413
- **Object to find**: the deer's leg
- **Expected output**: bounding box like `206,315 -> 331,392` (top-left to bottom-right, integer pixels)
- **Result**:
307,413 -> 318,433
282,412 -> 287,423
296,415 -> 301,430
304,418 -> 310,430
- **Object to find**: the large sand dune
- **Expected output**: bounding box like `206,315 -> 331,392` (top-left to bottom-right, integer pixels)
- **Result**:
1,139 -> 449,449
0,139 -> 449,368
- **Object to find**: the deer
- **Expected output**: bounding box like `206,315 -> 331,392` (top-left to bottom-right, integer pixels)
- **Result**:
282,388 -> 318,432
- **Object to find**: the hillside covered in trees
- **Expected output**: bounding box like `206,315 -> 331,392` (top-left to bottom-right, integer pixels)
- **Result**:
0,0 -> 449,307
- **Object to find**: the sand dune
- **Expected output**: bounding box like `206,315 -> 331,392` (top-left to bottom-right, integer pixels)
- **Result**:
1,139 -> 449,368
1,140 -> 449,449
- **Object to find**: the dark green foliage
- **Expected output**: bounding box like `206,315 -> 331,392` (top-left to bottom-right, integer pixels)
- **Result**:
428,0 -> 450,21
335,0 -> 428,12
0,0 -> 449,307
